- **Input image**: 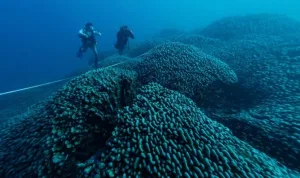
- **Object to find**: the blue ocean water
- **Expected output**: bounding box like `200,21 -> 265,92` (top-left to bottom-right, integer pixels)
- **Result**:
0,0 -> 300,177
0,0 -> 299,92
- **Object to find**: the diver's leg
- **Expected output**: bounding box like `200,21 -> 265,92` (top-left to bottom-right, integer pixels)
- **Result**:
118,49 -> 123,55
119,45 -> 125,55
77,45 -> 88,58
92,45 -> 99,68
77,46 -> 83,58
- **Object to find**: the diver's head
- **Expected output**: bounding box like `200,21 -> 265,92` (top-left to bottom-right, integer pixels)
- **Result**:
121,25 -> 128,31
85,22 -> 94,31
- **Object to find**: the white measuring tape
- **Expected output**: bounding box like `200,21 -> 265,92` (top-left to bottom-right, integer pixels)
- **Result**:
0,60 -> 129,97
0,77 -> 73,96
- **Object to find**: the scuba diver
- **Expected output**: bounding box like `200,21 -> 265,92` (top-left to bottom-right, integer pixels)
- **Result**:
115,25 -> 134,55
77,22 -> 102,68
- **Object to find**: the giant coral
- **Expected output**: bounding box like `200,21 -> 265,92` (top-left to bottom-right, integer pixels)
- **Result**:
81,83 -> 299,178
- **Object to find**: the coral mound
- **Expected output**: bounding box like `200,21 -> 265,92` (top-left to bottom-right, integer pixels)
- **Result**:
82,83 -> 297,178
0,68 -> 137,177
135,42 -> 238,101
201,14 -> 300,40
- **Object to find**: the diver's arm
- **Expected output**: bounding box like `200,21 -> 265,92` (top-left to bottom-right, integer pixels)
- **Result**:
128,30 -> 134,39
93,30 -> 102,36
78,29 -> 88,38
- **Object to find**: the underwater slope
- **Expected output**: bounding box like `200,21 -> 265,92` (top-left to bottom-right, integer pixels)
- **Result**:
0,81 -> 67,124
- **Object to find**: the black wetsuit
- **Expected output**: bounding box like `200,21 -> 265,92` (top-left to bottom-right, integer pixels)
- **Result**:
77,31 -> 97,58
115,29 -> 134,54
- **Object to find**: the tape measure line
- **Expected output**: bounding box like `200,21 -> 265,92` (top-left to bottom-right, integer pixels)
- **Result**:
0,60 -> 128,97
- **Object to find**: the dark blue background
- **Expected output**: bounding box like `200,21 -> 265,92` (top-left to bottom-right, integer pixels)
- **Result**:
0,0 -> 298,92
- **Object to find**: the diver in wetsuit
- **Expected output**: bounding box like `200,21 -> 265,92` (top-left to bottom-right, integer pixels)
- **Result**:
115,25 -> 134,55
77,22 -> 102,68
